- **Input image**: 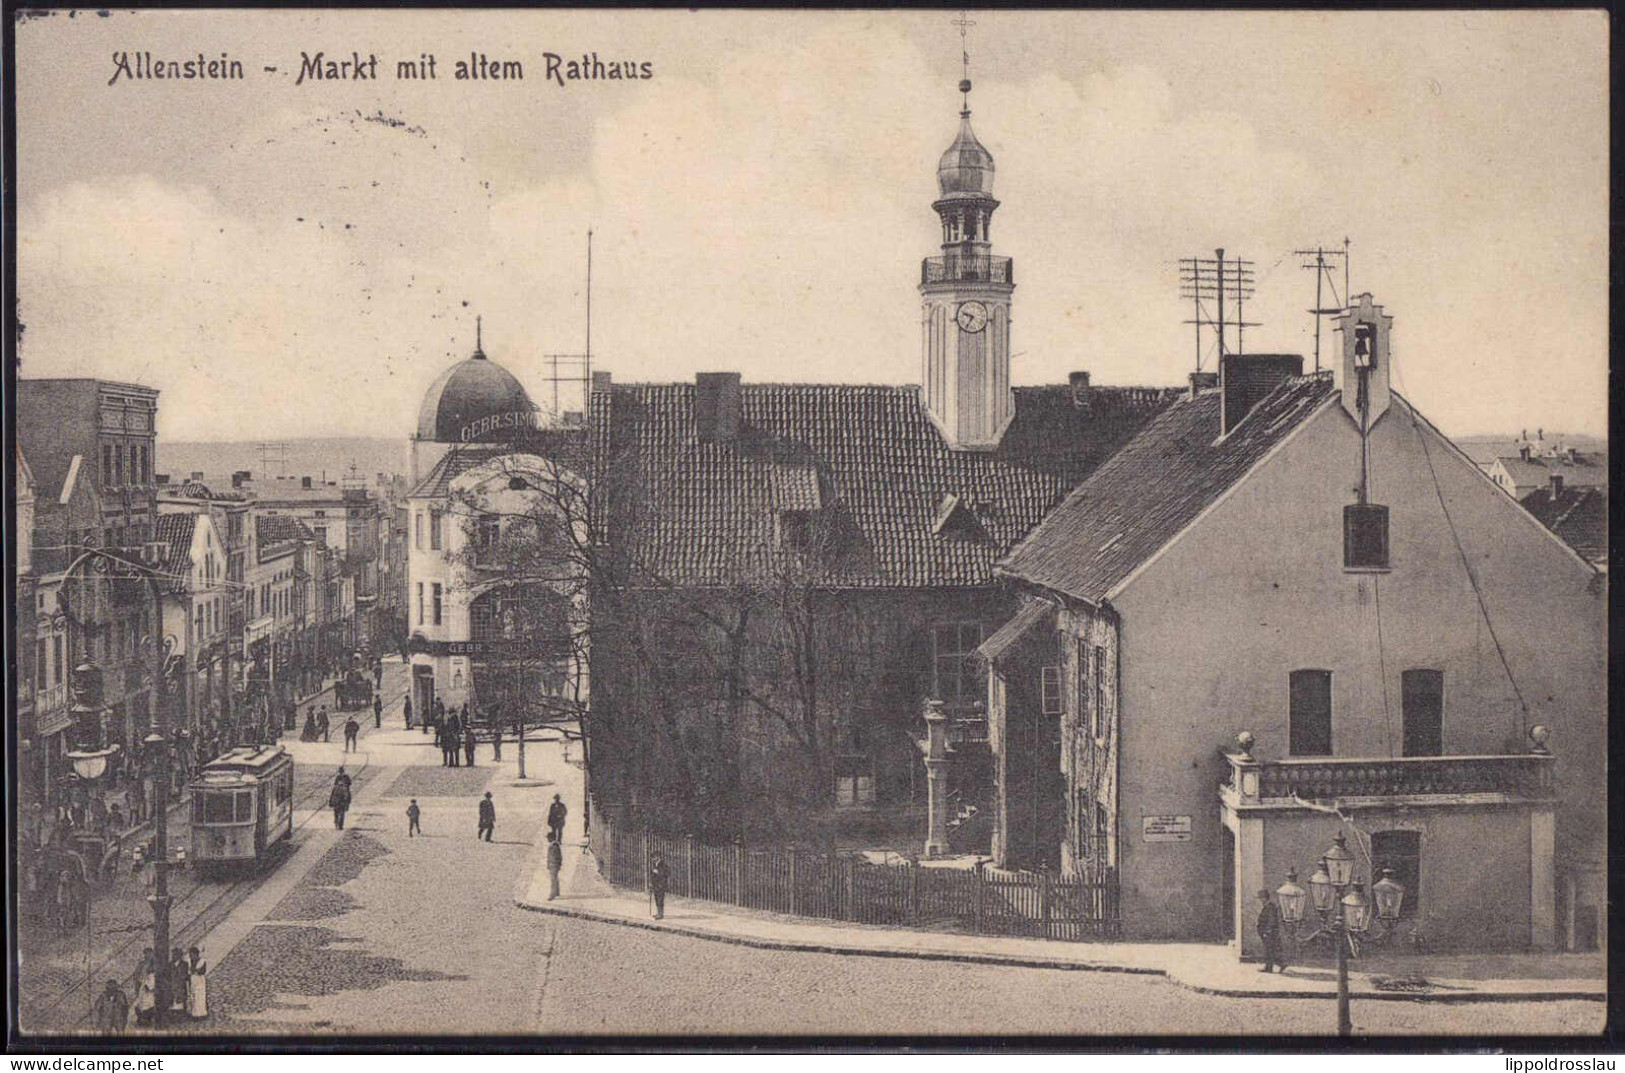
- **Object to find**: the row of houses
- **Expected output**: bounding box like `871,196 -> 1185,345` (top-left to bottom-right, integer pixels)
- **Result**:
13,381 -> 395,814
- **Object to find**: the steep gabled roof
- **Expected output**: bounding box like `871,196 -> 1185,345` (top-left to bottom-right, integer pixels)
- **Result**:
998,374 -> 1338,604
256,513 -> 314,550
1494,453 -> 1608,491
155,513 -> 197,579
592,381 -> 1182,588
1520,485 -> 1608,565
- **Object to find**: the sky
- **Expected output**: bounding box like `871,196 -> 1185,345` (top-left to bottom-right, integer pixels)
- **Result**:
14,9 -> 1609,442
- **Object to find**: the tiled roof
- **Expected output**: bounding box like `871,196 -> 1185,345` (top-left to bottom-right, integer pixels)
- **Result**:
975,595 -> 1055,663
998,374 -> 1338,604
154,513 -> 196,579
1520,485 -> 1607,565
591,381 -> 1182,588
256,513 -> 314,548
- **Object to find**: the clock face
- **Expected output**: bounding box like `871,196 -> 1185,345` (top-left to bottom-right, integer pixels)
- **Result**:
956,301 -> 989,334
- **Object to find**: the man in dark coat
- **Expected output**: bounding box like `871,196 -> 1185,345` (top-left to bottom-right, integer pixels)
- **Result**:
445,713 -> 462,767
477,791 -> 495,841
648,853 -> 670,919
404,694 -> 414,730
329,768 -> 352,830
316,706 -> 330,743
463,723 -> 477,767
547,793 -> 568,844
373,693 -> 383,729
343,716 -> 360,752
1257,889 -> 1287,973
92,979 -> 128,1035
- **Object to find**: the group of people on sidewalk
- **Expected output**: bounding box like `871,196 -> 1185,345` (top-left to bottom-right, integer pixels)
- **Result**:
92,945 -> 207,1033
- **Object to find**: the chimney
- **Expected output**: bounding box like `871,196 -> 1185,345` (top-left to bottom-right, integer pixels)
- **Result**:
301,476 -> 313,490
591,371 -> 612,394
695,372 -> 743,444
1566,446 -> 1578,463
1188,370 -> 1219,400
1220,353 -> 1303,435
1519,445 -> 1532,462
1069,371 -> 1092,410
1550,473 -> 1564,498
190,471 -> 204,481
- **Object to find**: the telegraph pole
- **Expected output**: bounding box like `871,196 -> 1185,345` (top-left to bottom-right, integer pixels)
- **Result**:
1294,244 -> 1349,372
1178,251 -> 1258,371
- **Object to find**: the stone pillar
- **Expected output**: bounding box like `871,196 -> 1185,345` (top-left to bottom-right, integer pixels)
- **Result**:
924,699 -> 950,858
1530,806 -> 1557,952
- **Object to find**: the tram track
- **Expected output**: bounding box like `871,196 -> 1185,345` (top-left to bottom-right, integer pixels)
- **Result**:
27,676 -> 409,1031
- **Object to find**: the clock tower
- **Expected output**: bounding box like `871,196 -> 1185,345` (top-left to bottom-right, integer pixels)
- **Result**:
920,76 -> 1014,450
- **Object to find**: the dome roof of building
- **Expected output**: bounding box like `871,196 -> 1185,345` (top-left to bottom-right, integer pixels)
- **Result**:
937,111 -> 995,199
415,344 -> 538,444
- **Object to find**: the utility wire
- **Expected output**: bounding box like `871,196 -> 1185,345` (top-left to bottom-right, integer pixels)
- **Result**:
1391,368 -> 1532,740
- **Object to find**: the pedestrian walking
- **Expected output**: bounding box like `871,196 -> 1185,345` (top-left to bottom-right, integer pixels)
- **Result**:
491,720 -> 502,761
404,694 -> 414,730
477,791 -> 495,841
373,693 -> 383,729
463,723 -> 477,767
546,830 -> 564,900
186,946 -> 208,1020
407,799 -> 421,837
547,793 -> 568,843
93,979 -> 129,1035
648,853 -> 670,919
329,769 -> 352,830
1256,889 -> 1287,973
317,706 -> 330,743
445,713 -> 462,767
374,660 -> 383,689
343,716 -> 360,752
132,949 -> 157,1027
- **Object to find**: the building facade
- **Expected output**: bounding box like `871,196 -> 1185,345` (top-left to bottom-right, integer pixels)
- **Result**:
988,298 -> 1607,954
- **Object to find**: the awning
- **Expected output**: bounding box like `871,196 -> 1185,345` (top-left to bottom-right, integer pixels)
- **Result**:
975,596 -> 1056,664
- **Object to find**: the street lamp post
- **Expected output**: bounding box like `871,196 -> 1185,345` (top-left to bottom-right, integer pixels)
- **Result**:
1276,831 -> 1401,1038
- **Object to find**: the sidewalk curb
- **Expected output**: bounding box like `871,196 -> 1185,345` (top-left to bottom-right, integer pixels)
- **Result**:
513,895 -> 1607,1005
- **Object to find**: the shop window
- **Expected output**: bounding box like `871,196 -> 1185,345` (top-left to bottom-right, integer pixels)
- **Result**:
931,622 -> 983,704
1289,669 -> 1333,756
1401,669 -> 1444,757
1344,503 -> 1390,569
1370,830 -> 1420,917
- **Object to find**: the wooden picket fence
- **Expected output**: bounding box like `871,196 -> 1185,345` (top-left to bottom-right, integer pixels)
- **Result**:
589,809 -> 1119,941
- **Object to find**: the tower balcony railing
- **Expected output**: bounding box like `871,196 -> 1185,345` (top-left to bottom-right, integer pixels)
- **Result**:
922,254 -> 1013,287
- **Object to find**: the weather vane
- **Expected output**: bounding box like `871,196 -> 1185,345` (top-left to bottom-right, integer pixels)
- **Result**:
952,11 -> 976,110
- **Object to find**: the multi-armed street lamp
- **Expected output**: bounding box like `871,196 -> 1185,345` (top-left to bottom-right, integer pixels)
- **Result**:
1275,831 -> 1406,1037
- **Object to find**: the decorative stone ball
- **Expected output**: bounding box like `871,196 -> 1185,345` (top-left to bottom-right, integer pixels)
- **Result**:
959,79 -> 972,95
1236,730 -> 1255,755
1528,724 -> 1551,752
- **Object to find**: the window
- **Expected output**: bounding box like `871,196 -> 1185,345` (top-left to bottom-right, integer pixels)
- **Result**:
1075,788 -> 1092,858
835,756 -> 876,807
430,511 -> 444,550
53,635 -> 63,685
1040,666 -> 1062,716
1344,503 -> 1390,569
113,444 -> 123,486
1093,644 -> 1107,738
35,639 -> 46,695
195,605 -> 204,646
1289,669 -> 1333,756
1370,830 -> 1420,916
1401,669 -> 1444,757
415,512 -> 424,550
103,444 -> 114,486
931,622 -> 983,704
314,526 -> 327,545
432,583 -> 443,626
417,582 -> 425,625
475,516 -> 501,561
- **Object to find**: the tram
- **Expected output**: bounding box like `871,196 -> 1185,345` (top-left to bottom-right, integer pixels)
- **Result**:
188,744 -> 295,874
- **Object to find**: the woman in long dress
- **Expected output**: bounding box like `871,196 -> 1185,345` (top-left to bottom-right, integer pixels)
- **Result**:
186,946 -> 208,1019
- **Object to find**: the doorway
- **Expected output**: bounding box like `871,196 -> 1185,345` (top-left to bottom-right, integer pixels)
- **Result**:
412,665 -> 435,726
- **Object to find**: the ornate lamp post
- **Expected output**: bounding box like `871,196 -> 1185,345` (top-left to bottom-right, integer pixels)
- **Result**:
1275,831 -> 1404,1038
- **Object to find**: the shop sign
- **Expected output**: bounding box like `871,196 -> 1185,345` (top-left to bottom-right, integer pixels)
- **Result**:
1141,815 -> 1192,843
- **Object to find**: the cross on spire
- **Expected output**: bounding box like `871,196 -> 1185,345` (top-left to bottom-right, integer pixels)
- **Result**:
952,11 -> 976,110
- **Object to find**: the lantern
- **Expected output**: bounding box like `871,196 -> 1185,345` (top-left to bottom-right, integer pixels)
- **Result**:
1323,832 -> 1355,888
1372,867 -> 1405,922
1341,881 -> 1372,934
1275,867 -> 1308,925
1308,857 -> 1336,914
